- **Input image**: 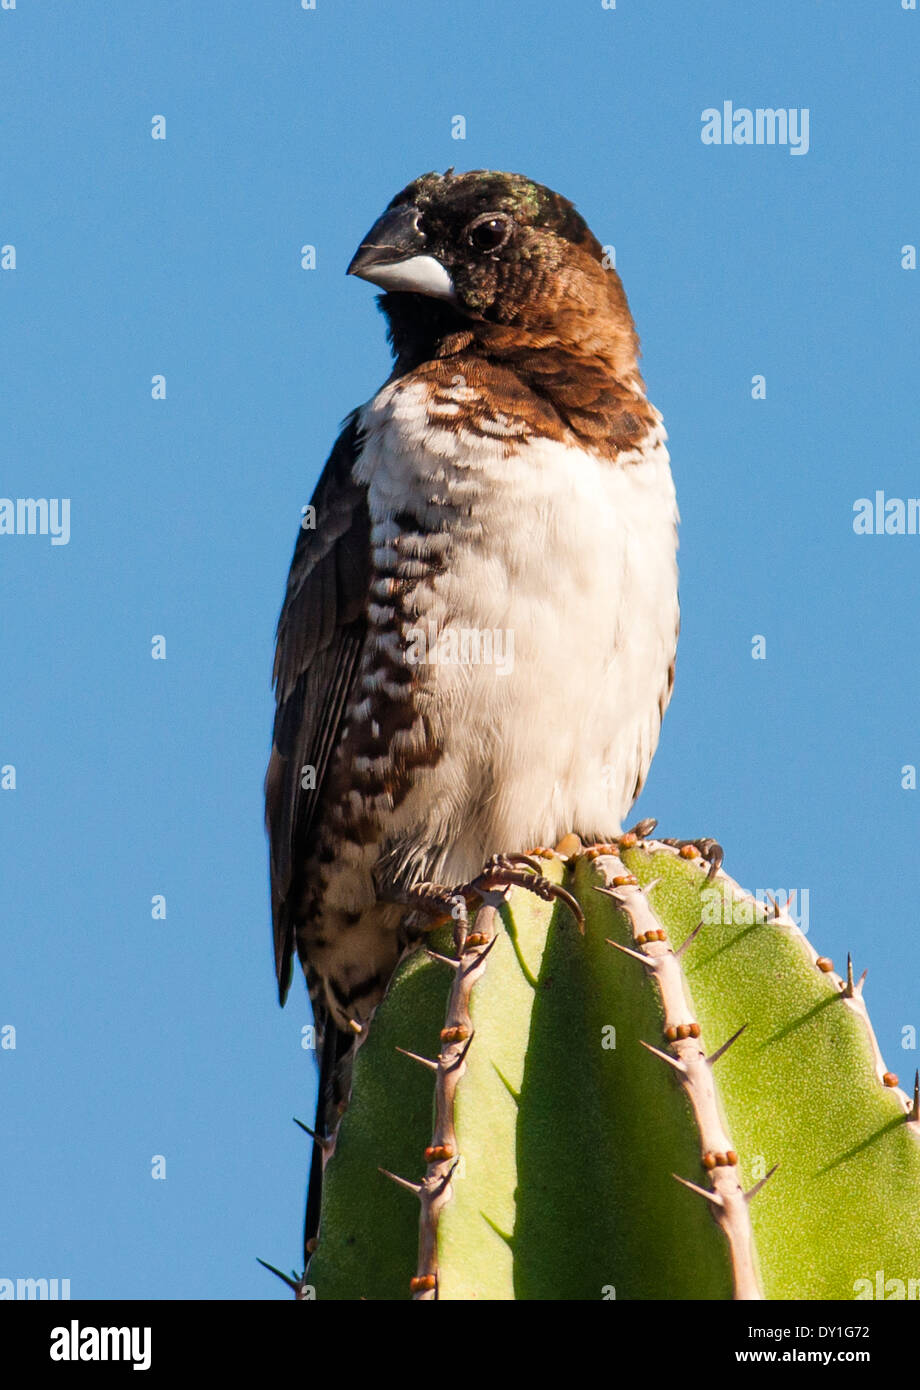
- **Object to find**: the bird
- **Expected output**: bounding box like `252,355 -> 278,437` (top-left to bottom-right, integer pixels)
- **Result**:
265,168 -> 680,1248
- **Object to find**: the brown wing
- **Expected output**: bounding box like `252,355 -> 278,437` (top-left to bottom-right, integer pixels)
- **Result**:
265,412 -> 371,1004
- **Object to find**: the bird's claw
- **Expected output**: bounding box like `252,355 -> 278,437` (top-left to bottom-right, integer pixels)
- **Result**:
576,818 -> 660,861
661,836 -> 724,881
572,821 -> 722,882
467,853 -> 584,931
404,853 -> 585,938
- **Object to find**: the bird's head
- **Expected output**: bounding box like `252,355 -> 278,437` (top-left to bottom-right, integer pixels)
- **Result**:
347,169 -> 639,373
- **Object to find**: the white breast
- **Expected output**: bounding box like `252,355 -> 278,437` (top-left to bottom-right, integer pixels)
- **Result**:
353,376 -> 680,887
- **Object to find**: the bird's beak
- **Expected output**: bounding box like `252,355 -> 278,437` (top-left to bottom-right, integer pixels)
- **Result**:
347,204 -> 457,303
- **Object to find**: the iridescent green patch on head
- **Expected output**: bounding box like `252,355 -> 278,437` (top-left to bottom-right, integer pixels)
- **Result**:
372,168 -> 605,323
391,169 -> 597,255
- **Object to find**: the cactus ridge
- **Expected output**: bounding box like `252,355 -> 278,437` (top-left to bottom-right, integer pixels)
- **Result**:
619,840 -> 920,1299
641,838 -> 920,1129
592,849 -> 764,1299
408,911 -> 501,1299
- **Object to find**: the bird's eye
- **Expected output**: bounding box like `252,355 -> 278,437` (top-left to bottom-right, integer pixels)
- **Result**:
467,213 -> 512,253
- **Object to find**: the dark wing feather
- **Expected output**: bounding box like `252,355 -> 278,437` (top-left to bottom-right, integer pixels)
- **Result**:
265,411 -> 371,1004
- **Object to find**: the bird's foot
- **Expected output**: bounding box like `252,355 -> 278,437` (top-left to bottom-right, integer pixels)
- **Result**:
568,818 -> 661,861
466,853 -> 584,932
658,835 -> 724,881
571,820 -> 723,882
402,852 -> 584,952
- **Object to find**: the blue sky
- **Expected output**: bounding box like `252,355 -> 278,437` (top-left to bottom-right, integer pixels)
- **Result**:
1,0 -> 918,1299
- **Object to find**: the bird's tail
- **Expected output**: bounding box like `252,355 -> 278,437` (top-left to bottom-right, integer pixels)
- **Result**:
303,1016 -> 359,1263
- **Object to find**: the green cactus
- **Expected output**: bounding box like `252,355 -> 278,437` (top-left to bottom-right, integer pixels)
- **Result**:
296,833 -> 920,1301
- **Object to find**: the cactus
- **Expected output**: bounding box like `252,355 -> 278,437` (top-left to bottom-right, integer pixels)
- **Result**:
293,832 -> 920,1300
